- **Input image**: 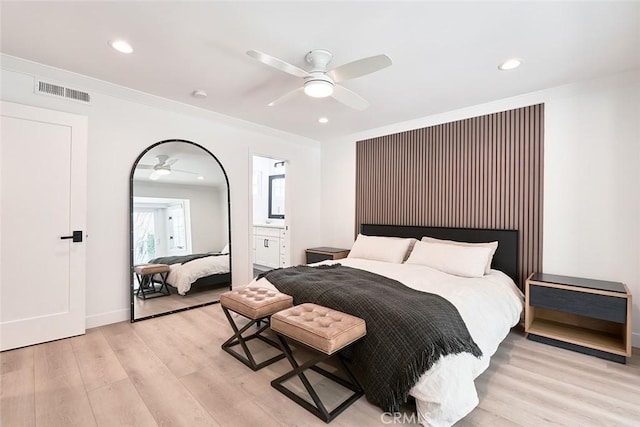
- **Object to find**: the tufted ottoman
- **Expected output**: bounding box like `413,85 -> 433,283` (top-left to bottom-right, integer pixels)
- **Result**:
270,303 -> 366,423
220,287 -> 293,371
134,264 -> 171,299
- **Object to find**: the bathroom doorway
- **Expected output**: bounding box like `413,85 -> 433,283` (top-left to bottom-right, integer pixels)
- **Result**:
251,155 -> 289,278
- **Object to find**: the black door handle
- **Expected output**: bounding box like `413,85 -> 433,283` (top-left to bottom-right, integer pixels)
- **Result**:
61,230 -> 83,243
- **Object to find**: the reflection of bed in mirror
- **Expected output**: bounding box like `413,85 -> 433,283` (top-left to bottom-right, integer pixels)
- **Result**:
147,252 -> 230,295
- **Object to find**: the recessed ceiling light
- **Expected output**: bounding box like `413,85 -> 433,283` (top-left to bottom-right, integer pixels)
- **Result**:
318,117 -> 329,124
498,58 -> 521,71
110,39 -> 133,54
192,90 -> 208,98
197,176 -> 205,180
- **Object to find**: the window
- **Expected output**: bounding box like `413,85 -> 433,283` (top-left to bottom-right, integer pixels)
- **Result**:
133,197 -> 192,261
133,209 -> 157,265
268,174 -> 285,219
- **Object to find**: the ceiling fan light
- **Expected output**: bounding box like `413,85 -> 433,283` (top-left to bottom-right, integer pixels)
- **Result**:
304,80 -> 334,98
155,168 -> 171,176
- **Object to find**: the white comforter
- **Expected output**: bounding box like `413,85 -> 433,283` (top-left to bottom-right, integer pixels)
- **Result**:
166,254 -> 230,295
252,258 -> 523,427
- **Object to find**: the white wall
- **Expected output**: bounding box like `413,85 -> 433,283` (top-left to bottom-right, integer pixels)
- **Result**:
320,70 -> 640,347
134,181 -> 227,253
0,55 -> 322,328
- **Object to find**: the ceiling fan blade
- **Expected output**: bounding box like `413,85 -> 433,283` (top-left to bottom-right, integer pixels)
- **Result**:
173,169 -> 198,175
247,50 -> 309,78
137,164 -> 154,170
327,54 -> 392,83
267,87 -> 304,107
331,85 -> 370,111
165,158 -> 178,166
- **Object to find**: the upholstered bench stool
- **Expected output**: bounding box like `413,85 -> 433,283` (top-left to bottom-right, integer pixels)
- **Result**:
134,263 -> 171,299
270,303 -> 366,423
220,287 -> 293,371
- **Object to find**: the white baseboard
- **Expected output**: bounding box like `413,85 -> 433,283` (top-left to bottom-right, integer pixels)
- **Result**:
86,309 -> 129,329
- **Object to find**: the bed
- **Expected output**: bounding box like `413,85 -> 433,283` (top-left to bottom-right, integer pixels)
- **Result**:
148,252 -> 231,295
252,224 -> 524,427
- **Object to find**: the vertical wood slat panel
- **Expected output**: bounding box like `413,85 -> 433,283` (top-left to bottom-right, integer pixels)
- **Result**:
355,104 -> 544,289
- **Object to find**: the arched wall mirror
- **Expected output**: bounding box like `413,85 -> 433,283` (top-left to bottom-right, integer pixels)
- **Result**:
130,139 -> 231,322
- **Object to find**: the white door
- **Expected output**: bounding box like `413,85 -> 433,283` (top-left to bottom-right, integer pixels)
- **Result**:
0,101 -> 87,351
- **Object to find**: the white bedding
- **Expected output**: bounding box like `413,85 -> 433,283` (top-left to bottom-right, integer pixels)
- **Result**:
252,258 -> 523,427
166,254 -> 230,295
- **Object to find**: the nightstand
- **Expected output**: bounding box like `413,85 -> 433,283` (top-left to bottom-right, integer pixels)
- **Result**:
305,247 -> 350,264
525,272 -> 632,363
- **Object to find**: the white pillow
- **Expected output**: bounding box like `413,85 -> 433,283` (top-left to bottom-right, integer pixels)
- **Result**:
347,234 -> 414,264
421,236 -> 498,274
405,240 -> 493,278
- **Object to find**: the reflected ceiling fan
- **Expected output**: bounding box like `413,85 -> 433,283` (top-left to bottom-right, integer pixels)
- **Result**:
137,155 -> 198,181
247,49 -> 392,110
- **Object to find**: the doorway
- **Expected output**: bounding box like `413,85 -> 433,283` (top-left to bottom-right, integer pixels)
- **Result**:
251,155 -> 289,278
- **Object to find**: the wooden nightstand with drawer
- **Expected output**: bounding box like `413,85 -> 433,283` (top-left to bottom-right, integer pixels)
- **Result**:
305,247 -> 350,264
525,272 -> 632,363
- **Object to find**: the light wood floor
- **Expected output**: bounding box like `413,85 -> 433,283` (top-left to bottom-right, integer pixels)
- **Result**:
1,304 -> 639,427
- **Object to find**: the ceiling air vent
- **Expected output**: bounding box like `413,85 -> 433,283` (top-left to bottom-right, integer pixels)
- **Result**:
35,80 -> 92,105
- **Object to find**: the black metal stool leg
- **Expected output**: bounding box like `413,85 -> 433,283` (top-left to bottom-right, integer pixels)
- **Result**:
272,335 -> 333,420
271,333 -> 364,423
155,271 -> 170,296
135,272 -> 144,298
221,306 -> 286,371
135,272 -> 151,299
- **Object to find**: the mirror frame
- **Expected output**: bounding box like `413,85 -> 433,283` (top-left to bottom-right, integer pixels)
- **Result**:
129,139 -> 231,322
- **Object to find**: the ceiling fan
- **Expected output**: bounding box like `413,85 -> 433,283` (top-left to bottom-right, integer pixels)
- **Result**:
137,155 -> 198,181
246,49 -> 392,110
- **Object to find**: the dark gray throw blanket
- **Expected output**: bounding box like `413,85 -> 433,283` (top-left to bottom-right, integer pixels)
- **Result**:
148,252 -> 224,265
261,264 -> 482,412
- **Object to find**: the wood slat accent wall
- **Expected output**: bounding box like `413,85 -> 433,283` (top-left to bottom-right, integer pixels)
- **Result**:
355,104 -> 544,289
